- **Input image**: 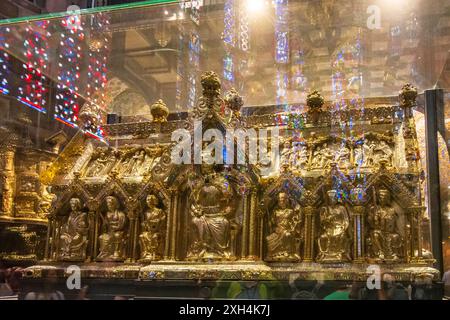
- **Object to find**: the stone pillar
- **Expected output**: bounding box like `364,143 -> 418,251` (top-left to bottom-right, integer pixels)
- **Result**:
302,206 -> 316,262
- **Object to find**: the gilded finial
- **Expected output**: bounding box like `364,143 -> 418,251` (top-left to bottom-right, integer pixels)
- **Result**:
224,88 -> 244,112
78,102 -> 101,129
399,83 -> 418,108
306,90 -> 324,112
306,90 -> 324,123
399,84 -> 417,119
150,99 -> 169,123
201,71 -> 221,99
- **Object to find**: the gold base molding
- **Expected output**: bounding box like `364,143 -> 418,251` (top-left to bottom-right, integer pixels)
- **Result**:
23,262 -> 439,282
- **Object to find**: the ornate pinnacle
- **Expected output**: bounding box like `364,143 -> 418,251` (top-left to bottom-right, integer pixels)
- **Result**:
306,90 -> 324,112
78,102 -> 100,129
150,99 -> 169,123
306,90 -> 324,124
399,83 -> 417,119
399,83 -> 418,108
201,71 -> 221,99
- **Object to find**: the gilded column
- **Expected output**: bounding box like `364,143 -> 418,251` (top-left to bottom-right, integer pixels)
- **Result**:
44,215 -> 54,261
92,210 -> 100,261
406,206 -> 425,264
86,209 -> 96,262
247,188 -> 258,260
240,194 -> 250,259
0,144 -> 16,216
52,219 -> 60,261
132,209 -> 139,262
350,187 -> 367,262
127,207 -> 138,262
163,190 -> 174,260
352,205 -> 366,263
400,84 -> 420,173
169,189 -> 179,260
302,206 -> 316,262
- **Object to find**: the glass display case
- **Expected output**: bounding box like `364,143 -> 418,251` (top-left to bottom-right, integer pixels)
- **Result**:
0,0 -> 449,300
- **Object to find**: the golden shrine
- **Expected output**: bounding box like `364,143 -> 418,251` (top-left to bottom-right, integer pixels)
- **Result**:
24,72 -> 439,286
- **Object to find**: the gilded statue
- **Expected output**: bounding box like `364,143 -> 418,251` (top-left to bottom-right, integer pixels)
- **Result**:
317,190 -> 351,262
139,195 -> 166,261
265,192 -> 301,262
368,189 -> 403,261
187,170 -> 235,261
97,196 -> 128,261
59,198 -> 89,261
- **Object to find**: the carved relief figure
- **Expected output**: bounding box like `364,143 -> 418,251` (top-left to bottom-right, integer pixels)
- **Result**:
317,190 -> 351,262
362,140 -> 376,167
120,150 -> 138,176
291,144 -> 308,170
354,144 -> 364,167
368,189 -> 403,260
312,143 -> 333,169
85,151 -> 113,177
130,150 -> 147,176
187,171 -> 235,261
336,145 -> 351,168
97,196 -> 128,261
139,195 -> 166,261
266,192 -> 301,261
311,145 -> 322,169
59,198 -> 89,261
280,141 -> 293,167
373,141 -> 393,165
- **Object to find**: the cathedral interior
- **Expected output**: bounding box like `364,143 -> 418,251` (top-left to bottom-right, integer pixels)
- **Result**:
0,0 -> 449,299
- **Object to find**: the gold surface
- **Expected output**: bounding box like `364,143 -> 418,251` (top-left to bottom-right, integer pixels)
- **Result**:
21,74 -> 437,280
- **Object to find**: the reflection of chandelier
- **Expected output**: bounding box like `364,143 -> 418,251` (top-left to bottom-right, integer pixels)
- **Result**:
155,25 -> 171,48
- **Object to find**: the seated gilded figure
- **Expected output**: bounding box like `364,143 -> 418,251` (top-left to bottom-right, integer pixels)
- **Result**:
368,189 -> 403,261
139,195 -> 166,261
265,192 -> 301,262
59,198 -> 89,261
317,190 -> 351,262
97,196 -> 128,261
187,171 -> 235,261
